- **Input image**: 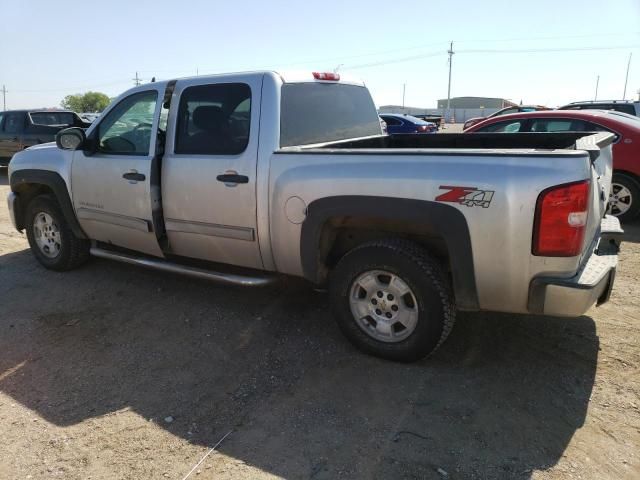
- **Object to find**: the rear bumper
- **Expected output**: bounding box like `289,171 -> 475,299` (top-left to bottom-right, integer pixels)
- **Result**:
528,215 -> 622,317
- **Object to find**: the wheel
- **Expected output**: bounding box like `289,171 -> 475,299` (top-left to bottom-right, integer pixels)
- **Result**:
329,239 -> 455,362
608,173 -> 640,222
25,194 -> 90,271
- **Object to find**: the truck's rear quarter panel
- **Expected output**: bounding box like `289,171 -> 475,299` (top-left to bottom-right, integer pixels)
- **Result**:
268,148 -> 597,314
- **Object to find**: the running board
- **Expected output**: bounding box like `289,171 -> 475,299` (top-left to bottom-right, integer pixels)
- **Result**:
89,247 -> 276,287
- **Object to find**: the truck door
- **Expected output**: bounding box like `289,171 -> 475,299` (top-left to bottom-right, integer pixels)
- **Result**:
161,74 -> 263,269
0,112 -> 25,162
70,87 -> 165,257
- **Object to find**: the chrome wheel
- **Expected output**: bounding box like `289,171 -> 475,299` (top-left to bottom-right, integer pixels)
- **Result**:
349,270 -> 419,343
33,212 -> 62,258
608,182 -> 632,217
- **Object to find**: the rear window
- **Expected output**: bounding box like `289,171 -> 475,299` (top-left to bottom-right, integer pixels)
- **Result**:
30,112 -> 75,126
280,83 -> 381,147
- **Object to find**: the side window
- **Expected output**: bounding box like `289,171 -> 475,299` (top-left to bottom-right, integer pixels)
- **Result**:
0,113 -> 4,130
5,114 -> 24,134
613,104 -> 635,115
530,119 -> 573,132
97,90 -> 158,155
175,83 -> 251,155
477,120 -> 522,132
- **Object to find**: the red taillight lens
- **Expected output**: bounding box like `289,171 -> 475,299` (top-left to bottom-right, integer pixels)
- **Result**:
533,180 -> 590,257
312,72 -> 340,81
416,125 -> 427,132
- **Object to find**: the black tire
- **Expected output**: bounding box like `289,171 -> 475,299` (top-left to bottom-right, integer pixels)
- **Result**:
609,172 -> 640,222
329,238 -> 455,362
25,194 -> 90,271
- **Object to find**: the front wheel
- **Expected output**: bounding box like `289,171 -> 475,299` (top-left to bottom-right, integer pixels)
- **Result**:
329,239 -> 455,362
608,173 -> 640,222
25,194 -> 90,271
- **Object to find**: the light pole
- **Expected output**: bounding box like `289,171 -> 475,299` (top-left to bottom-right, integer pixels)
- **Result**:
594,75 -> 599,101
623,53 -> 632,99
446,41 -> 454,124
402,83 -> 406,110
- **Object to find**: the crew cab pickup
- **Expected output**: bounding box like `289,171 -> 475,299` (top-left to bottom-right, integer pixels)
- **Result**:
0,110 -> 89,166
6,71 -> 623,361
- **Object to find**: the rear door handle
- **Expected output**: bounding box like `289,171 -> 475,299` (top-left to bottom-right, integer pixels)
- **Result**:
123,170 -> 146,182
216,172 -> 249,185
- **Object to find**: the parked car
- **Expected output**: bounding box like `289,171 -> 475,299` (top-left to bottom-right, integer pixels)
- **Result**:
7,71 -> 621,362
463,105 -> 549,131
466,109 -> 640,221
558,100 -> 639,117
379,113 -> 437,134
0,110 -> 89,166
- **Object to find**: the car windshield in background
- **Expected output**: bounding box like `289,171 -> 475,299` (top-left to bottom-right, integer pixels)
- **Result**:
30,112 -> 75,126
280,83 -> 381,147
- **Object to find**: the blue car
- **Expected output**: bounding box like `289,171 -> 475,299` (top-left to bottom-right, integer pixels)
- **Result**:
379,113 -> 437,134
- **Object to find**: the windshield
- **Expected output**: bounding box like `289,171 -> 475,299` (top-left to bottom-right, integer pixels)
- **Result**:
280,83 -> 381,147
30,112 -> 75,126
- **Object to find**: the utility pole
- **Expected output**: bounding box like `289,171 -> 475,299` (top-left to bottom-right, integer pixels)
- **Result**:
1,85 -> 6,111
132,72 -> 142,86
622,52 -> 632,99
402,83 -> 406,110
594,75 -> 599,101
446,41 -> 454,124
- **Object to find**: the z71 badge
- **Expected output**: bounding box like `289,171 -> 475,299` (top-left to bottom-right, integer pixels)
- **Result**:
436,186 -> 495,208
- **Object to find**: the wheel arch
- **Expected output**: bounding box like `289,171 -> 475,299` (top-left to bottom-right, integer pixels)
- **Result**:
300,196 -> 479,310
10,169 -> 87,238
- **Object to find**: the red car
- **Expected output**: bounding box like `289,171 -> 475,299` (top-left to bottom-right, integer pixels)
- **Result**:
466,109 -> 640,221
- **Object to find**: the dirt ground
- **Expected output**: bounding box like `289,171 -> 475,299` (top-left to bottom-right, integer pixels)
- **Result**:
0,168 -> 638,480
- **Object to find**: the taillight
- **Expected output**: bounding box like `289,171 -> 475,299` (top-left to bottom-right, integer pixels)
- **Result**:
313,72 -> 340,81
533,180 -> 590,257
416,125 -> 428,132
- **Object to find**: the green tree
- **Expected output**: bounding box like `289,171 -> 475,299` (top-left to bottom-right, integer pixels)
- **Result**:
60,91 -> 111,113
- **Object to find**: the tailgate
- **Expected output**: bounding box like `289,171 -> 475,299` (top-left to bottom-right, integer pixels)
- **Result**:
576,133 -> 615,256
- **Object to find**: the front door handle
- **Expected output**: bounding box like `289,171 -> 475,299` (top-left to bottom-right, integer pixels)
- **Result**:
123,170 -> 146,182
216,172 -> 249,185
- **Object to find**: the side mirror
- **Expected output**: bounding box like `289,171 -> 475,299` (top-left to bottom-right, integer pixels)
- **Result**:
56,127 -> 86,150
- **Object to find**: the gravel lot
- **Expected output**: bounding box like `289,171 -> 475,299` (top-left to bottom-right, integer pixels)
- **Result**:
0,168 -> 639,479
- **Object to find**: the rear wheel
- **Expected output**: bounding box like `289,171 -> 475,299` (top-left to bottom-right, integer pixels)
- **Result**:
25,194 -> 90,271
329,239 -> 455,362
608,173 -> 640,222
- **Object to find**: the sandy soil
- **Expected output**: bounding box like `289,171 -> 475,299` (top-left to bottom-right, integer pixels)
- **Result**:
0,169 -> 638,479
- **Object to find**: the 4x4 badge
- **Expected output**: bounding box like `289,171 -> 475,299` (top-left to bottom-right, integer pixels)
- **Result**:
436,186 -> 495,208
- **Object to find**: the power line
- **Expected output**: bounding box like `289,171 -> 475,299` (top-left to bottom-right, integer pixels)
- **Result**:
458,45 -> 640,54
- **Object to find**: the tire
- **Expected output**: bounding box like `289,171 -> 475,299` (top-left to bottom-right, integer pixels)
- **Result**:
608,173 -> 640,222
329,238 -> 455,362
25,194 -> 90,271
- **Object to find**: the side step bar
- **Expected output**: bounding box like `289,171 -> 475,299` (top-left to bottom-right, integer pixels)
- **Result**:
89,247 -> 276,287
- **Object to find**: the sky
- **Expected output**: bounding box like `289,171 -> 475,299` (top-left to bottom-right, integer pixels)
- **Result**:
1,0 -> 639,110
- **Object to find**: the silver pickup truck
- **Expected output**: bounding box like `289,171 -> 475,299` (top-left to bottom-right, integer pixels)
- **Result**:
7,71 -> 623,361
